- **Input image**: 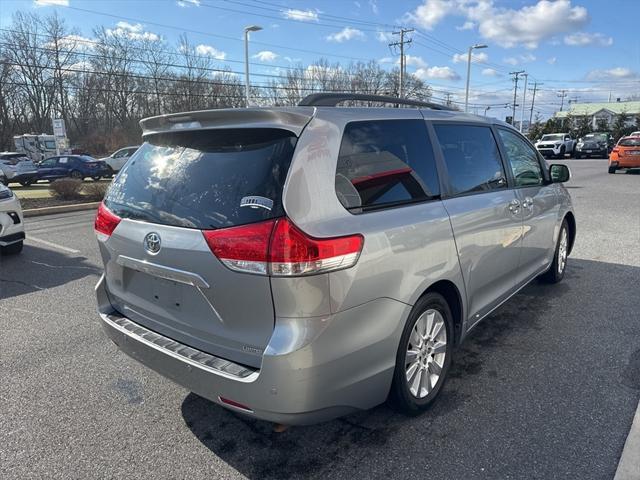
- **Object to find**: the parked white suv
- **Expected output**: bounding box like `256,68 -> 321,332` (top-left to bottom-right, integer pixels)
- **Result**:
0,183 -> 25,255
535,133 -> 576,158
101,146 -> 139,174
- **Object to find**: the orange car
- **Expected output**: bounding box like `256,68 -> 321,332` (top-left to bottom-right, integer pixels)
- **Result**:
609,136 -> 640,174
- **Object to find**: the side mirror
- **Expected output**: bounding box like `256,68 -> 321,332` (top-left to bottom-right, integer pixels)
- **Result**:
549,164 -> 570,183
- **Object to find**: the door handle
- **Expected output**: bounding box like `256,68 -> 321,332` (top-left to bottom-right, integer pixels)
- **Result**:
508,199 -> 521,214
522,197 -> 534,209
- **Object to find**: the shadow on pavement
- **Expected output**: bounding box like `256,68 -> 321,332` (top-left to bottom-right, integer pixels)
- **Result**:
0,244 -> 100,300
181,257 -> 640,480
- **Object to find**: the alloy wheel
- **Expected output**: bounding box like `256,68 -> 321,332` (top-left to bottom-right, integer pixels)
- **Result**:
405,309 -> 447,399
558,227 -> 568,274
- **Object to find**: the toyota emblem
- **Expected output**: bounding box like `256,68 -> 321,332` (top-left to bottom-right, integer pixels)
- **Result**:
143,232 -> 161,255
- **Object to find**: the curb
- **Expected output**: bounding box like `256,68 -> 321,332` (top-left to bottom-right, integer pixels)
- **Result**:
615,399 -> 640,480
23,202 -> 100,218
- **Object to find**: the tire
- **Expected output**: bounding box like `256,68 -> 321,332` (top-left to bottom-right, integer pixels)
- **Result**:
70,170 -> 83,180
91,176 -> 102,181
608,166 -> 617,174
0,176 -> 7,186
1,240 -> 23,255
388,292 -> 454,415
540,220 -> 569,284
19,179 -> 34,187
558,146 -> 566,159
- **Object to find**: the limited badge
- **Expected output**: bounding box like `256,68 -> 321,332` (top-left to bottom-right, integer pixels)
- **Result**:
240,196 -> 274,211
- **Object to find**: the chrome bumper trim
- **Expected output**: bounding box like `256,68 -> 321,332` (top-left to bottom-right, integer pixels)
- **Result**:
101,312 -> 259,382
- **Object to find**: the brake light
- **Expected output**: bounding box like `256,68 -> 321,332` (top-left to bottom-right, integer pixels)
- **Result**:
202,219 -> 275,275
202,218 -> 364,276
94,202 -> 121,241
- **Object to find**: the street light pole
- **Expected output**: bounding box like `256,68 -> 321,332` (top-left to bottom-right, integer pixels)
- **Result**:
464,43 -> 487,113
244,25 -> 262,108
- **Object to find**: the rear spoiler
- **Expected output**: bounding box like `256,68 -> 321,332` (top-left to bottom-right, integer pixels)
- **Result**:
140,107 -> 315,137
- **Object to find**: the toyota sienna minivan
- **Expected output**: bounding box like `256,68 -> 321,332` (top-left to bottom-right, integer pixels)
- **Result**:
95,93 -> 575,425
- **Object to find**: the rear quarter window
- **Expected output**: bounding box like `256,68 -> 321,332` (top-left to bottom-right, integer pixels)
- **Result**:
104,129 -> 296,229
335,119 -> 440,213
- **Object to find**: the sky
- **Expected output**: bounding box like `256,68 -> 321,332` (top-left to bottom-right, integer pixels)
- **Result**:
1,0 -> 639,120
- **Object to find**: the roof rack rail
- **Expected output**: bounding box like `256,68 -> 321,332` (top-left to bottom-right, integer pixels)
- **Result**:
298,92 -> 454,111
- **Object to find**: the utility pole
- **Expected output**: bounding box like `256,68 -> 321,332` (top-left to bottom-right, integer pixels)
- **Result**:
557,89 -> 568,111
528,81 -> 541,126
444,92 -> 453,107
389,28 -> 414,99
510,70 -> 525,125
519,73 -> 528,132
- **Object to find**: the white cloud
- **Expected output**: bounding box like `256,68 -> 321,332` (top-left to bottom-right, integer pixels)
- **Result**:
481,68 -> 500,77
405,0 -> 590,48
177,0 -> 200,6
452,51 -> 488,64
282,8 -> 319,22
252,50 -> 278,62
284,56 -> 301,63
415,66 -> 460,81
48,34 -> 94,50
456,21 -> 475,31
404,0 -> 455,30
376,30 -> 393,42
564,32 -> 613,47
195,44 -> 226,60
405,55 -> 428,69
369,0 -> 379,15
106,21 -> 160,41
326,27 -> 365,43
503,53 -> 536,66
470,0 -> 589,49
586,67 -> 638,81
34,0 -> 68,6
547,56 -> 557,65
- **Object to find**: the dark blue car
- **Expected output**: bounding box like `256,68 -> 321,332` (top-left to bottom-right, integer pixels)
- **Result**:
36,155 -> 111,182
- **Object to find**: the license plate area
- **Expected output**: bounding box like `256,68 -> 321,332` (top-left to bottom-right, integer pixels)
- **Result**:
122,267 -> 184,312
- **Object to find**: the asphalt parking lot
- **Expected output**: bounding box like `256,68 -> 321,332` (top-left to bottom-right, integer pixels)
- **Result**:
1,159 -> 639,479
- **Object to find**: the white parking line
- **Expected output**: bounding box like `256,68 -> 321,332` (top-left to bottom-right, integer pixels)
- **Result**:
27,236 -> 81,254
615,399 -> 640,480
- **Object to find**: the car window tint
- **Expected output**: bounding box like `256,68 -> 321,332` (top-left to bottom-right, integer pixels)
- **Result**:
105,129 -> 296,230
335,120 -> 439,213
433,125 -> 506,195
497,128 -> 543,187
41,158 -> 57,167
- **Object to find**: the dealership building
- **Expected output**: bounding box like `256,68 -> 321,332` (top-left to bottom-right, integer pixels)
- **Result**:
554,100 -> 640,128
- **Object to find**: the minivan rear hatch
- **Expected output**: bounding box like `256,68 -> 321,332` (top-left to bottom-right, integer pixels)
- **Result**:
101,127 -> 299,367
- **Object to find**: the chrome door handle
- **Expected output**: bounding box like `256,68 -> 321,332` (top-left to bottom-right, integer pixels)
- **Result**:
522,197 -> 534,209
508,199 -> 521,214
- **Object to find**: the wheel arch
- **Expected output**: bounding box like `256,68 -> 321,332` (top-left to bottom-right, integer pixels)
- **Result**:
419,280 -> 464,346
564,211 -> 576,255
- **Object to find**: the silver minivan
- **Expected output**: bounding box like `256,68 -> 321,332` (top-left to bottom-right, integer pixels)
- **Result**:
95,93 -> 575,425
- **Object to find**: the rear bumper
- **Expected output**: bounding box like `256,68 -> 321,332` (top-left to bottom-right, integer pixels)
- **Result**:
611,158 -> 640,168
96,275 -> 409,424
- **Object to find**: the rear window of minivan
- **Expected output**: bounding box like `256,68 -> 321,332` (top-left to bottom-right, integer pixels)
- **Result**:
104,128 -> 296,229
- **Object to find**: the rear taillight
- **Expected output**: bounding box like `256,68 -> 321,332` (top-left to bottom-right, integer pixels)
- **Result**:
94,202 -> 121,241
202,218 -> 364,276
202,219 -> 275,275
